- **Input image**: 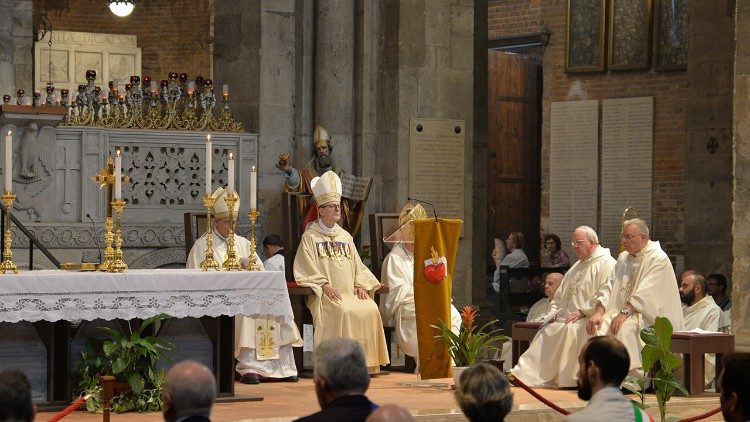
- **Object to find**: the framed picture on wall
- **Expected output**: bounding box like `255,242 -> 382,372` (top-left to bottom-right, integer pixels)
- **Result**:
653,0 -> 687,70
608,0 -> 653,71
565,0 -> 607,73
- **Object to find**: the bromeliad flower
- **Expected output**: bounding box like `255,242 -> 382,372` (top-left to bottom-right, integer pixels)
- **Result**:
460,306 -> 478,332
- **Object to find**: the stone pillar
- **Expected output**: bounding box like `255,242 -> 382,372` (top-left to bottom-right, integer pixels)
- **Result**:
213,0 -> 261,133
684,0 -> 735,274
256,0 -> 297,237
315,0 -> 355,172
733,0 -> 750,350
0,1 -> 33,97
293,0 -> 316,167
396,0 -> 476,306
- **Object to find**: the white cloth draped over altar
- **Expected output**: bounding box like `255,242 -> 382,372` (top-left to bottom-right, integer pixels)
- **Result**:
0,269 -> 293,328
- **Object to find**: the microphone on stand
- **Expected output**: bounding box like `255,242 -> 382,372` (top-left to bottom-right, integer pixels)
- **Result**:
86,213 -> 103,264
407,197 -> 439,221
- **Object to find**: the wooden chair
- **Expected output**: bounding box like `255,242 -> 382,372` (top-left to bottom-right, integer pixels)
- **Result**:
183,212 -> 208,260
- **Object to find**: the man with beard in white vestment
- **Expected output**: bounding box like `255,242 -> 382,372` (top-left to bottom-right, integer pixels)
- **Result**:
587,218 -> 684,374
680,270 -> 722,386
293,171 -> 389,374
187,187 -> 302,384
379,203 -> 462,367
511,226 -> 616,388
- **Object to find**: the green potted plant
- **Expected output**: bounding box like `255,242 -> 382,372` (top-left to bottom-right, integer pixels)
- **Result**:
76,314 -> 173,413
623,316 -> 688,422
431,306 -> 509,385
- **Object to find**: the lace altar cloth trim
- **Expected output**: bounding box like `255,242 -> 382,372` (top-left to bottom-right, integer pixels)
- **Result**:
0,269 -> 293,323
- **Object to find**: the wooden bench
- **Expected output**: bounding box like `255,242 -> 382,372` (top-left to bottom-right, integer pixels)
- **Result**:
510,322 -> 735,396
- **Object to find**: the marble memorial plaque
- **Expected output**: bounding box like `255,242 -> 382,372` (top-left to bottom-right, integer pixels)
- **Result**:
549,100 -> 599,258
34,31 -> 142,94
601,97 -> 653,254
408,118 -> 465,222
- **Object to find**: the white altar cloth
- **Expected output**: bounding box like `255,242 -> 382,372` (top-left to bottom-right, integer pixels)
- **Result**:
0,269 -> 293,324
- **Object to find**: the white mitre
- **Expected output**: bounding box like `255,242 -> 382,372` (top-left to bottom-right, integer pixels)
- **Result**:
310,170 -> 342,207
212,186 -> 239,219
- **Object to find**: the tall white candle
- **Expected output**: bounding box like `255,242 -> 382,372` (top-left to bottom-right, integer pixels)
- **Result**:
205,134 -> 212,195
250,165 -> 257,209
227,152 -> 235,194
222,84 -> 229,96
114,149 -> 122,199
4,131 -> 11,192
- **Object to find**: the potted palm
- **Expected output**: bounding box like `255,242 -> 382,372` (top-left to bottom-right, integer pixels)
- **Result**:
431,306 -> 509,385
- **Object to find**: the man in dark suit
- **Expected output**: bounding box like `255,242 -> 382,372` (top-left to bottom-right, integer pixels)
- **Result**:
163,360 -> 215,422
295,338 -> 378,422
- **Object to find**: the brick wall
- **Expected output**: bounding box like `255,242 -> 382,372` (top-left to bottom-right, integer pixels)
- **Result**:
488,1 -> 688,256
488,0 -> 542,39
33,0 -> 212,81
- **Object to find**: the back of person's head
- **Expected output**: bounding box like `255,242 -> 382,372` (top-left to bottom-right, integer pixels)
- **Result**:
720,353 -> 750,421
510,232 -> 524,249
263,234 -> 284,248
314,337 -> 370,394
163,360 -> 216,422
0,370 -> 34,422
582,336 -> 629,386
365,404 -> 415,422
708,273 -> 728,293
454,363 -> 513,422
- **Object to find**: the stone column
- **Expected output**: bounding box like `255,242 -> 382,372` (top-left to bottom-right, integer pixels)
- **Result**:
315,0 -> 355,173
684,0 -> 735,274
732,0 -> 750,350
0,1 -> 33,97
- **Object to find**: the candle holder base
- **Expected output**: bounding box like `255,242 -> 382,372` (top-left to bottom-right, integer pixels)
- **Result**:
200,194 -> 220,271
0,259 -> 18,274
245,208 -> 262,272
0,191 -> 18,274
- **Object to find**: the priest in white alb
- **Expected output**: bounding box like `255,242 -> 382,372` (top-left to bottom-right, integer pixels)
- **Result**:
587,218 -> 684,373
679,270 -> 722,385
525,272 -> 564,322
293,170 -> 389,373
379,203 -> 462,365
511,226 -> 616,387
187,187 -> 302,384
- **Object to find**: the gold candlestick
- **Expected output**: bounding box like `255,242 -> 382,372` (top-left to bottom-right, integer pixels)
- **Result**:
98,217 -> 115,272
200,194 -> 220,271
245,208 -> 262,271
222,192 -> 241,271
0,192 -> 18,274
111,199 -> 127,272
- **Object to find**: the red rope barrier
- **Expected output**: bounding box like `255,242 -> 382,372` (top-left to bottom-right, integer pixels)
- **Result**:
508,374 -> 571,415
677,406 -> 722,422
46,395 -> 90,422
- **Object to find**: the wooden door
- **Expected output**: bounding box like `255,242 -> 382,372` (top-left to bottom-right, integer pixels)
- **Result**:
487,51 -> 542,264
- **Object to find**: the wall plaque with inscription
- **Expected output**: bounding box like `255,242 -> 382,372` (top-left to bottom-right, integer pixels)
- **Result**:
408,118 -> 465,222
601,97 -> 653,253
549,100 -> 599,258
34,31 -> 142,94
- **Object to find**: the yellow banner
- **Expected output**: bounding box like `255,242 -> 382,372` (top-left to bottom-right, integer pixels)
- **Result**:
413,218 -> 462,379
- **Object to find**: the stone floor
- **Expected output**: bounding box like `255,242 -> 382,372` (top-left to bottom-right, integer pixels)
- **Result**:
36,372 -> 724,421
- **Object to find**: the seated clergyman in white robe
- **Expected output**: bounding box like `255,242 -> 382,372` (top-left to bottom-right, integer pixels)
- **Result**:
679,271 -> 722,386
293,171 -> 389,373
380,203 -> 461,365
587,219 -> 684,374
525,272 -> 564,322
262,234 -> 286,273
511,226 -> 616,388
187,187 -> 302,384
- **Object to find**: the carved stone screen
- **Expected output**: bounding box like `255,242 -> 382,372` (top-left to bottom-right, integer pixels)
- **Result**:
549,100 -> 599,258
601,97 -> 653,253
408,118 -> 465,221
34,31 -> 142,94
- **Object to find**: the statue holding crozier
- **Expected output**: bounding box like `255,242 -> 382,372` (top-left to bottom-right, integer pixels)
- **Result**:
276,125 -> 372,237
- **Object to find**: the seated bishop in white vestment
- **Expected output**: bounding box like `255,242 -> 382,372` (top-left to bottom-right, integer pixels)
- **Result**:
587,219 -> 684,374
187,187 -> 302,383
511,226 -> 616,388
379,203 -> 461,366
293,171 -> 389,374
